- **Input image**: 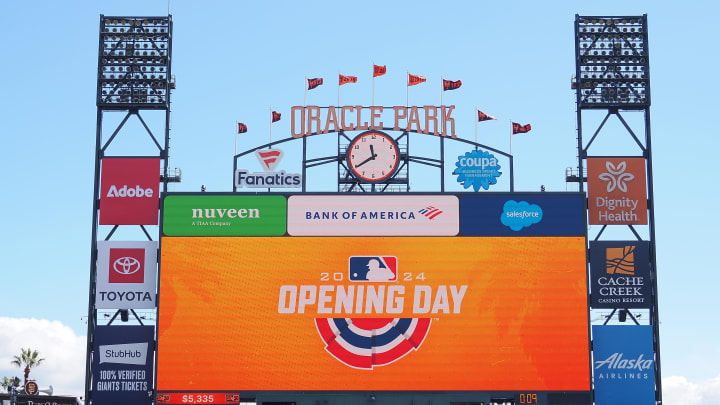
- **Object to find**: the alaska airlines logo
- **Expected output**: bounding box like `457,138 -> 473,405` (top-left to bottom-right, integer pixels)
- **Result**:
598,161 -> 635,193
595,352 -> 653,371
606,246 -> 636,275
255,149 -> 283,171
277,256 -> 468,370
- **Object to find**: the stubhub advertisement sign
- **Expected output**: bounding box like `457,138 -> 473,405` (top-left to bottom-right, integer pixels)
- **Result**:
92,325 -> 154,405
593,325 -> 655,405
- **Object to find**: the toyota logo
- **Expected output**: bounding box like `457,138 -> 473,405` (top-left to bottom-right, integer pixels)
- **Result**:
113,257 -> 142,275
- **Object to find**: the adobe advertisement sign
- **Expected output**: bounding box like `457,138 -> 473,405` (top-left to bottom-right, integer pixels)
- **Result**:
92,325 -> 154,405
99,158 -> 160,225
287,195 -> 459,236
96,241 -> 158,309
162,194 -> 287,236
587,157 -> 647,225
593,325 -> 655,405
590,241 -> 651,308
158,193 -> 590,392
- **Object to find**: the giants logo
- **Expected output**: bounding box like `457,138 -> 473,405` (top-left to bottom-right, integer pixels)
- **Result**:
108,248 -> 145,283
99,158 -> 160,225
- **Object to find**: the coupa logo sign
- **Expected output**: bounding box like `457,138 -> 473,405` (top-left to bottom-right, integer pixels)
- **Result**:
453,150 -> 501,191
277,256 -> 468,369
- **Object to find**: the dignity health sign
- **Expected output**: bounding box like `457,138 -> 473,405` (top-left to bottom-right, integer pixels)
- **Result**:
587,157 -> 647,225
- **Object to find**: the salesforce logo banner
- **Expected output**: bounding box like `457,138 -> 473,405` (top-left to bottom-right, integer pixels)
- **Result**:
592,325 -> 655,405
92,325 -> 154,405
459,194 -> 585,236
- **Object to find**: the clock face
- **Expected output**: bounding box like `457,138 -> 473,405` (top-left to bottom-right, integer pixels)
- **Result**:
346,131 -> 400,183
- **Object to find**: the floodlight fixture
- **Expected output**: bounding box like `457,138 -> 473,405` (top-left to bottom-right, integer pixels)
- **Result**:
575,15 -> 649,109
97,16 -> 172,109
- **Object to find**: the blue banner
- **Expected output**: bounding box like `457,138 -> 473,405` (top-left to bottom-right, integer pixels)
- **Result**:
593,325 -> 655,405
92,325 -> 154,405
590,241 -> 651,308
459,193 -> 586,236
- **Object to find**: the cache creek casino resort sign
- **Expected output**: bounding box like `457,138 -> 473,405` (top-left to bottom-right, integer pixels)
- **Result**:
156,192 -> 592,404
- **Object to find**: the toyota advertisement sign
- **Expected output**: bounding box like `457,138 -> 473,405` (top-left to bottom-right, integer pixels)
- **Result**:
96,241 -> 157,309
92,325 -> 154,405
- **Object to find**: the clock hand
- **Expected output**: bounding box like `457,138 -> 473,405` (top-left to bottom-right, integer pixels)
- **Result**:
354,154 -> 375,168
370,144 -> 375,156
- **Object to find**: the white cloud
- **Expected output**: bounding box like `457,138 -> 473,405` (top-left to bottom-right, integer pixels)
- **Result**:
663,375 -> 720,405
0,317 -> 85,397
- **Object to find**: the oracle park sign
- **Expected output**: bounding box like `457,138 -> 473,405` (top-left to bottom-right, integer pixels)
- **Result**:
155,192 -> 593,405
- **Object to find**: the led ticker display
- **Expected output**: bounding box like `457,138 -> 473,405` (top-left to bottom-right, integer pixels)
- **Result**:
157,192 -> 591,394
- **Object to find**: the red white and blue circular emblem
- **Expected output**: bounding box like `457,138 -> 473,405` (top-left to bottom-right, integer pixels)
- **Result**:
315,317 -> 431,370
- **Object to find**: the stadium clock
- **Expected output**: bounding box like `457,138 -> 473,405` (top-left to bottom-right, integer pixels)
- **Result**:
346,130 -> 400,183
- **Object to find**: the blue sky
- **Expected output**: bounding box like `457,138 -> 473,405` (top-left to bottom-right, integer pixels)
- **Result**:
0,0 -> 718,402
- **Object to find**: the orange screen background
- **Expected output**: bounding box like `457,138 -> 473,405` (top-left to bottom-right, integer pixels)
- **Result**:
157,237 -> 590,391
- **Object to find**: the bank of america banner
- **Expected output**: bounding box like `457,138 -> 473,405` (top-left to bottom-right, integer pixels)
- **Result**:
96,241 -> 158,309
593,325 -> 655,405
92,325 -> 154,405
590,241 -> 651,309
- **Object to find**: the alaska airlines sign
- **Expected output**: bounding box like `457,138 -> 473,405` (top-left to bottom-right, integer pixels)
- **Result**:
290,105 -> 457,138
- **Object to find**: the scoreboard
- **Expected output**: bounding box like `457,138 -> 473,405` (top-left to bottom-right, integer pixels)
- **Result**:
157,193 -> 591,405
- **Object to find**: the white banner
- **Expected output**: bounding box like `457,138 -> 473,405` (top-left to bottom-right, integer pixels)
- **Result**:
287,195 -> 459,236
96,241 -> 158,309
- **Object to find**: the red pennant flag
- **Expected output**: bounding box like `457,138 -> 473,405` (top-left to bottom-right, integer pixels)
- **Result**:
477,110 -> 497,122
408,74 -> 426,86
271,111 -> 281,123
512,122 -> 532,134
237,123 -> 248,133
373,64 -> 387,77
307,78 -> 323,90
442,79 -> 462,91
339,74 -> 358,86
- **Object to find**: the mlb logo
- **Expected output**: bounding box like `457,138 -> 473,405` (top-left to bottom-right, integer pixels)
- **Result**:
349,256 -> 397,282
108,248 -> 145,283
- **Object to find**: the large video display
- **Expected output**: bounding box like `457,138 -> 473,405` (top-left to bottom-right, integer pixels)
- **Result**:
157,193 -> 590,393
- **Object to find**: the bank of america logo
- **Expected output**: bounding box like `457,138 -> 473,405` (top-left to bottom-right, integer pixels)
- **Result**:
418,206 -> 443,220
606,246 -> 635,275
255,149 -> 283,171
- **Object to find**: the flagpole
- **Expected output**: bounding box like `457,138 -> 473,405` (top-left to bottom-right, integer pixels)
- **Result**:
338,72 -> 340,107
304,76 -> 307,107
270,109 -> 273,144
235,120 -> 238,156
372,61 -> 375,106
509,120 -> 512,156
474,108 -> 478,146
440,76 -> 443,108
406,70 -> 409,107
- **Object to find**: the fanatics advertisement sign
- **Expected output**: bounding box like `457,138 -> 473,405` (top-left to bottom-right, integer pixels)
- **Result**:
587,157 -> 647,225
99,158 -> 160,225
593,325 -> 655,405
590,241 -> 651,308
96,241 -> 158,309
92,325 -> 154,405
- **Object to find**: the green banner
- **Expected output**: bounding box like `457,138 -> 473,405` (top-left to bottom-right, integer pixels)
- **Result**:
162,195 -> 287,236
